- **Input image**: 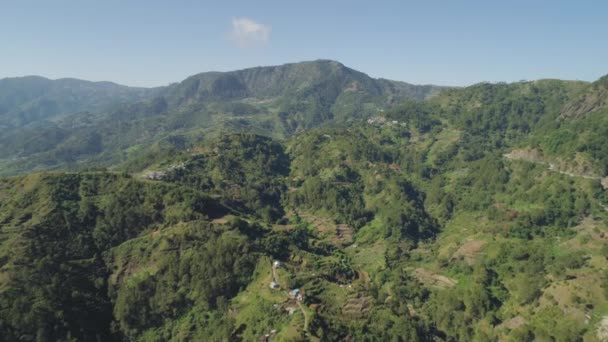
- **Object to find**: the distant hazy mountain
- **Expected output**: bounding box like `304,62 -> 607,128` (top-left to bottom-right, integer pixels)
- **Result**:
0,60 -> 444,174
167,59 -> 440,104
0,76 -> 161,129
162,59 -> 443,132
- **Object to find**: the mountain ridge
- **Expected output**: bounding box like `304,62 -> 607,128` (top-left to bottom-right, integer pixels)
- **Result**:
0,75 -> 162,129
0,60 -> 446,175
1,59 -> 445,93
1,64 -> 608,340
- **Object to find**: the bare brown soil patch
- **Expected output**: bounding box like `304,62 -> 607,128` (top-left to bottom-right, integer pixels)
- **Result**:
342,296 -> 373,317
451,240 -> 486,265
414,268 -> 457,289
211,217 -> 229,224
298,211 -> 354,247
496,316 -> 526,330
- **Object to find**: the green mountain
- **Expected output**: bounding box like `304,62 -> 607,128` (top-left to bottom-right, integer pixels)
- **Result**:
560,75 -> 608,120
0,60 -> 443,175
0,76 -> 160,129
1,69 -> 608,341
165,60 -> 441,123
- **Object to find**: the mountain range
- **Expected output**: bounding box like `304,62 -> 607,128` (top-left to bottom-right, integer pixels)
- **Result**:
0,75 -> 159,129
0,60 -> 443,175
1,61 -> 608,341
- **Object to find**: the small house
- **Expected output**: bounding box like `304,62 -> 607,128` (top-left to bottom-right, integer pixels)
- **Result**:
289,289 -> 300,298
289,289 -> 305,301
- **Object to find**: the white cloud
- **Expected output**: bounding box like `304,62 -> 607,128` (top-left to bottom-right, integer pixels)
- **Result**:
228,17 -> 271,48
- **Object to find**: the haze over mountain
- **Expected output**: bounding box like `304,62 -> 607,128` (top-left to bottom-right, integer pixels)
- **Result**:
1,57 -> 608,341
0,76 -> 160,130
0,60 -> 443,175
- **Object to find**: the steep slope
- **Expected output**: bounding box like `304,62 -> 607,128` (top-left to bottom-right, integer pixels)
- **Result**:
560,74 -> 608,119
132,59 -> 443,134
0,172 -> 243,341
0,60 -> 444,176
501,74 -> 608,177
167,60 -> 439,104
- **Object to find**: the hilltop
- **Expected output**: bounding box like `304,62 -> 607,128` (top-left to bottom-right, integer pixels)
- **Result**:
0,60 -> 443,175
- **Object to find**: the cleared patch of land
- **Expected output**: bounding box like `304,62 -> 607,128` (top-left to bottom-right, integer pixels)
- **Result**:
413,268 -> 457,289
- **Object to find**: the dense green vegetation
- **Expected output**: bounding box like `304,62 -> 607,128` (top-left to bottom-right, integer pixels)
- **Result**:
0,76 -> 158,129
0,60 -> 442,176
0,173 -> 260,341
0,65 -> 607,341
163,134 -> 290,221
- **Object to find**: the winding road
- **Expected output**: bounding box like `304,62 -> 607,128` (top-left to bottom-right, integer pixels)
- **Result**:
504,154 -> 608,211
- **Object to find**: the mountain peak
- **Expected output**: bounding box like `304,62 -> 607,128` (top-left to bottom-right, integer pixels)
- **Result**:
168,60 -> 438,107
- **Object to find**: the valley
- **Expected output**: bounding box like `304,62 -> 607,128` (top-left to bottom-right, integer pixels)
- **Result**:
0,62 -> 607,341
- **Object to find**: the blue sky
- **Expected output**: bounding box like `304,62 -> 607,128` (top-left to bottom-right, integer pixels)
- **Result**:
1,0 -> 607,87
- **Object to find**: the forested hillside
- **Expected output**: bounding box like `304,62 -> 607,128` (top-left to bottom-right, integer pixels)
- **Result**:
0,76 -> 159,129
0,61 -> 442,176
0,69 -> 607,341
